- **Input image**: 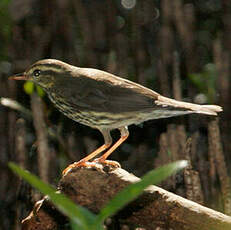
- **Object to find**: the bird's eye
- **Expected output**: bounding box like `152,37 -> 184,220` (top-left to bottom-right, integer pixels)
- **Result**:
33,69 -> 41,77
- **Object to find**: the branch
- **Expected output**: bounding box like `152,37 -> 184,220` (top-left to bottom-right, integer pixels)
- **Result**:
22,165 -> 231,230
31,94 -> 50,182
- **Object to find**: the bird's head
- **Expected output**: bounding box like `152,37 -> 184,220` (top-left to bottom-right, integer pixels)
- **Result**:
9,59 -> 72,90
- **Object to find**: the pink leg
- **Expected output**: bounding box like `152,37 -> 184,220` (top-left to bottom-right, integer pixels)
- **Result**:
62,127 -> 129,175
94,127 -> 129,164
62,143 -> 111,175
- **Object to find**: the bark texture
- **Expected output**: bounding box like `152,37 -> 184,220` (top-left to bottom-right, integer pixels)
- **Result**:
22,165 -> 231,230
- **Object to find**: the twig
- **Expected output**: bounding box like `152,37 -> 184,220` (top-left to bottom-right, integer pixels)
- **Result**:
0,97 -> 32,119
31,93 -> 50,182
208,117 -> 231,215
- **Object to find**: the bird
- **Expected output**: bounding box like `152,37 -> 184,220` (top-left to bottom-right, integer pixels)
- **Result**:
10,59 -> 222,174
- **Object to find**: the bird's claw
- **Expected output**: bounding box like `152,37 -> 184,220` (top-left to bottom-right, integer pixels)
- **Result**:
62,158 -> 121,176
62,161 -> 97,175
92,158 -> 121,168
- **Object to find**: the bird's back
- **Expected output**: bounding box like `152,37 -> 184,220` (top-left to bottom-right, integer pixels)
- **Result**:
47,65 -> 222,129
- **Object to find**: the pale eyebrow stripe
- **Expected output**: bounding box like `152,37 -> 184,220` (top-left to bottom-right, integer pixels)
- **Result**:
33,63 -> 63,69
41,70 -> 65,76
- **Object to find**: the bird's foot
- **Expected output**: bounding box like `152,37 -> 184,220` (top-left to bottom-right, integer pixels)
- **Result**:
62,158 -> 121,176
92,158 -> 121,168
62,160 -> 101,176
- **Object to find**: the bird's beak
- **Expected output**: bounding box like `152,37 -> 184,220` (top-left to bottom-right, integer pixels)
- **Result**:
9,73 -> 27,80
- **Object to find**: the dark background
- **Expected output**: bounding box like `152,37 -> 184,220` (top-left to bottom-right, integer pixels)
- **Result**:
0,0 -> 231,229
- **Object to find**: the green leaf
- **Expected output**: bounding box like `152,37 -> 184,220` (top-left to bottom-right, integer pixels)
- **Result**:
188,73 -> 205,93
71,220 -> 81,230
188,63 -> 218,103
23,81 -> 45,97
8,161 -> 187,230
23,81 -> 34,95
36,85 -> 45,97
8,162 -> 99,230
94,160 -> 187,224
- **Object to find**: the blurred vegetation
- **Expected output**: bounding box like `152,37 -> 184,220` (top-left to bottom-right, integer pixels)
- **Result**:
0,0 -> 231,229
188,63 -> 218,103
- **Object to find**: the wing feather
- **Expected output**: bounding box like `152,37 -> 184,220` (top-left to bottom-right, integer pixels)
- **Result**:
52,70 -> 158,113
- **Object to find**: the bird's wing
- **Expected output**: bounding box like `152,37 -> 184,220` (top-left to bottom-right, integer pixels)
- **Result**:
53,70 -> 159,113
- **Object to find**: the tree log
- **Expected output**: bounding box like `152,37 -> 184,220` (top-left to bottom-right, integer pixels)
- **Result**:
22,165 -> 231,230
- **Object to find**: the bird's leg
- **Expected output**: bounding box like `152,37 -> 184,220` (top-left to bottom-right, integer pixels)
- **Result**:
93,126 -> 129,166
62,129 -> 112,175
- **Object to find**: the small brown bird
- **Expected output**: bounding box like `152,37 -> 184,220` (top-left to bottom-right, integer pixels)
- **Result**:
10,59 -> 222,174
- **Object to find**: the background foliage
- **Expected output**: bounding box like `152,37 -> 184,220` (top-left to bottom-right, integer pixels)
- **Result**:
0,0 -> 231,229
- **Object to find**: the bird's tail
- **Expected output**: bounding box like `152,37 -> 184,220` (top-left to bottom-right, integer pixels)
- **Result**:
156,95 -> 223,116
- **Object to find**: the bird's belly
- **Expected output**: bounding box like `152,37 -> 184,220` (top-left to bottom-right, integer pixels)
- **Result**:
49,97 -> 94,127
56,105 -> 137,129
48,94 -> 123,128
48,94 -> 138,128
48,94 -> 193,130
